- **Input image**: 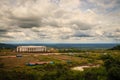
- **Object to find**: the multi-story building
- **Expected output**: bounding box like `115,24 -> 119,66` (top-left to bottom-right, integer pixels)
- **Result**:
16,46 -> 47,53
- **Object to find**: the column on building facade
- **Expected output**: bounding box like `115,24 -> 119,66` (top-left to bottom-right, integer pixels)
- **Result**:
31,48 -> 33,52
22,48 -> 24,52
33,48 -> 35,52
21,48 -> 23,52
17,47 -> 19,52
19,47 -> 21,52
29,48 -> 31,52
36,47 -> 39,52
28,48 -> 29,52
27,48 -> 28,52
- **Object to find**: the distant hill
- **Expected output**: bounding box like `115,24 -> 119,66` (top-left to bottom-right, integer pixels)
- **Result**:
0,43 -> 16,49
110,45 -> 120,50
0,43 -> 118,49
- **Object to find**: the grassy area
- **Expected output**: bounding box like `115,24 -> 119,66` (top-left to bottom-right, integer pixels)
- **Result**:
0,50 -> 119,69
0,54 -> 90,69
0,50 -> 120,80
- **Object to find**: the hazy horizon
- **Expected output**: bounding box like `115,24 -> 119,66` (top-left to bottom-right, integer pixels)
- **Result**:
1,42 -> 119,44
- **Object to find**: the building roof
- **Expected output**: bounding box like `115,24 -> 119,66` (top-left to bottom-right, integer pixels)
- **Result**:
17,46 -> 46,48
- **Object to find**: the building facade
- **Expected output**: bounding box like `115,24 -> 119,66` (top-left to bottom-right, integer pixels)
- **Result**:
16,46 -> 47,53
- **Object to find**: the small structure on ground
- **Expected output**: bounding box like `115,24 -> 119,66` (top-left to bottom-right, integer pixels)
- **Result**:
16,54 -> 22,57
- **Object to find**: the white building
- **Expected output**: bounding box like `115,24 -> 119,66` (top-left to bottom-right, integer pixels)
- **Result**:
16,46 -> 47,52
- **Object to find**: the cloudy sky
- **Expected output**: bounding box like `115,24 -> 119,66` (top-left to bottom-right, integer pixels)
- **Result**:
0,0 -> 120,43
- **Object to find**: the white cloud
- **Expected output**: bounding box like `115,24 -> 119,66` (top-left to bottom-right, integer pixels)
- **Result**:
0,0 -> 120,43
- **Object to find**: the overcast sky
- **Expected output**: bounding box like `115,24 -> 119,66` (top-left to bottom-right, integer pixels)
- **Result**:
0,0 -> 120,43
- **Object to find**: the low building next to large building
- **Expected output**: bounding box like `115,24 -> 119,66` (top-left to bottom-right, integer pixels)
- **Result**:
16,46 -> 47,53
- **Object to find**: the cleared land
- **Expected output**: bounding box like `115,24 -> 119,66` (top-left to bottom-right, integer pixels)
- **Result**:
1,50 -> 118,69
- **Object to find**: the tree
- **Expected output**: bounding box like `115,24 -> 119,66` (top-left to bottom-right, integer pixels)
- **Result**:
108,66 -> 120,80
101,54 -> 120,80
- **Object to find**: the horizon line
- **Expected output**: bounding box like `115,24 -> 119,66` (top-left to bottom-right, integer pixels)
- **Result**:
1,42 -> 119,44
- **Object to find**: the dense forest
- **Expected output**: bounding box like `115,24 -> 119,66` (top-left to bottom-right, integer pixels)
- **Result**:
110,45 -> 120,50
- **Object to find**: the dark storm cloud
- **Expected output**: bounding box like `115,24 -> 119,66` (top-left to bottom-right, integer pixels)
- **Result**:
0,28 -> 22,33
60,30 -> 94,40
0,30 -> 14,38
8,15 -> 42,28
18,22 -> 40,28
0,29 -> 21,39
43,20 -> 61,27
70,21 -> 92,30
73,32 -> 93,37
0,29 -> 8,38
103,29 -> 120,38
10,16 -> 40,22
0,29 -> 8,32
115,0 -> 120,7
115,29 -> 120,32
10,30 -> 22,32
